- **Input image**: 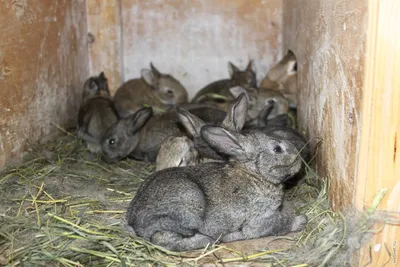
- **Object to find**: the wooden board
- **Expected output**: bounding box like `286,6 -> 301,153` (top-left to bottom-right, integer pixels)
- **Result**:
355,0 -> 400,265
282,0 -> 367,210
120,0 -> 283,99
86,0 -> 123,92
0,0 -> 89,169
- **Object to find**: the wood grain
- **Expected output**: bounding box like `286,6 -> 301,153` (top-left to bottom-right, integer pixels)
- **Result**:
355,0 -> 400,265
86,0 -> 123,92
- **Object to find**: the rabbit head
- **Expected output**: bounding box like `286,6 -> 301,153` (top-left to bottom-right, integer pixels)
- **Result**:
201,126 -> 302,185
82,71 -> 110,101
101,107 -> 153,162
141,63 -> 188,106
229,60 -> 257,88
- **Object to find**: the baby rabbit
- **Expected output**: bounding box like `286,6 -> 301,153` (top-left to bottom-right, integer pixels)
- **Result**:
243,101 -> 310,164
155,93 -> 248,170
126,125 -> 307,251
191,60 -> 256,108
260,50 -> 297,107
229,86 -> 289,123
155,136 -> 199,171
100,105 -> 227,163
114,63 -> 188,117
76,72 -> 119,153
177,92 -> 248,162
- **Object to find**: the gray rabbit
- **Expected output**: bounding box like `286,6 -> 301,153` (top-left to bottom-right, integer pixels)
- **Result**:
191,60 -> 257,107
100,104 -> 227,163
126,125 -> 307,251
77,72 -> 119,153
155,94 -> 248,170
114,63 -> 188,117
243,101 -> 311,164
177,92 -> 248,162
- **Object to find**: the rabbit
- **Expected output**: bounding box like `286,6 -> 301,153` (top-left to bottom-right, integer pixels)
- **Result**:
177,92 -> 248,162
100,104 -> 227,163
191,60 -> 257,109
126,125 -> 308,252
260,50 -> 298,107
243,101 -> 310,164
76,72 -> 119,153
228,86 -> 289,123
155,136 -> 199,171
243,103 -> 311,188
113,63 -> 188,118
155,93 -> 248,170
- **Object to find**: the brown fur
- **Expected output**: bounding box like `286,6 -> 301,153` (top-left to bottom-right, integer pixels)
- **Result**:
114,63 -> 188,117
260,50 -> 298,107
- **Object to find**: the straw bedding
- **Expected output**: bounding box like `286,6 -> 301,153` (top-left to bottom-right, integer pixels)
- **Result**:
0,128 -> 394,266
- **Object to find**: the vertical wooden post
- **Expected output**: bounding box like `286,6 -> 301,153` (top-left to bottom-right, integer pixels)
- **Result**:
355,0 -> 400,265
86,0 -> 123,93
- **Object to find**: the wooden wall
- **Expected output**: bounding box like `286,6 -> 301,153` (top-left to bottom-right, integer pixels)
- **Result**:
88,0 -> 283,98
283,0 -> 367,210
355,0 -> 400,265
0,0 -> 89,169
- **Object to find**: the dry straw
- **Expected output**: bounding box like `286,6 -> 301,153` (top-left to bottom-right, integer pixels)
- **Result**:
0,126 -> 398,266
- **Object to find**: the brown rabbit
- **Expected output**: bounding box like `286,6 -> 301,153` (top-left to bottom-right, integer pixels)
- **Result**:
155,136 -> 199,171
191,60 -> 257,109
260,50 -> 297,107
114,63 -> 188,117
77,72 -> 119,153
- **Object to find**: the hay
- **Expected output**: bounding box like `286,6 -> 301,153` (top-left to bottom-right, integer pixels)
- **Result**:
0,129 -> 397,266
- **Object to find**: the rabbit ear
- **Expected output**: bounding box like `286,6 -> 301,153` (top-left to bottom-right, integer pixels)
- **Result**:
150,62 -> 161,78
222,92 -> 248,132
177,107 -> 205,139
287,60 -> 297,76
246,60 -> 253,72
229,86 -> 247,99
258,101 -> 275,123
228,62 -> 240,77
201,126 -> 246,160
99,71 -> 107,80
126,107 -> 153,134
141,68 -> 157,87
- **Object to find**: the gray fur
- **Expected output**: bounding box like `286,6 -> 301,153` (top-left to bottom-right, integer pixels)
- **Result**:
126,126 -> 307,251
100,104 -> 227,163
77,72 -> 118,153
178,93 -> 248,161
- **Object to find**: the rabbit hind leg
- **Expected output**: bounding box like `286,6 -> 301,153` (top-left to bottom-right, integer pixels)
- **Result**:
151,230 -> 215,251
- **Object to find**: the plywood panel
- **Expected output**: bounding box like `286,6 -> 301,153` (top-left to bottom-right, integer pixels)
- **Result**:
355,0 -> 400,265
283,0 -> 367,210
121,0 -> 283,99
0,0 -> 89,169
86,0 -> 123,91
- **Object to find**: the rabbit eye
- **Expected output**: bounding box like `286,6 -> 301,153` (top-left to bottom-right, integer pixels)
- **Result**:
268,99 -> 275,105
108,138 -> 116,145
166,89 -> 174,96
273,145 -> 283,153
293,62 -> 297,72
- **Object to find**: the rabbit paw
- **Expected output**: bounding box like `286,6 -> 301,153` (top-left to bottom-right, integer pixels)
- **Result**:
291,215 -> 307,232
